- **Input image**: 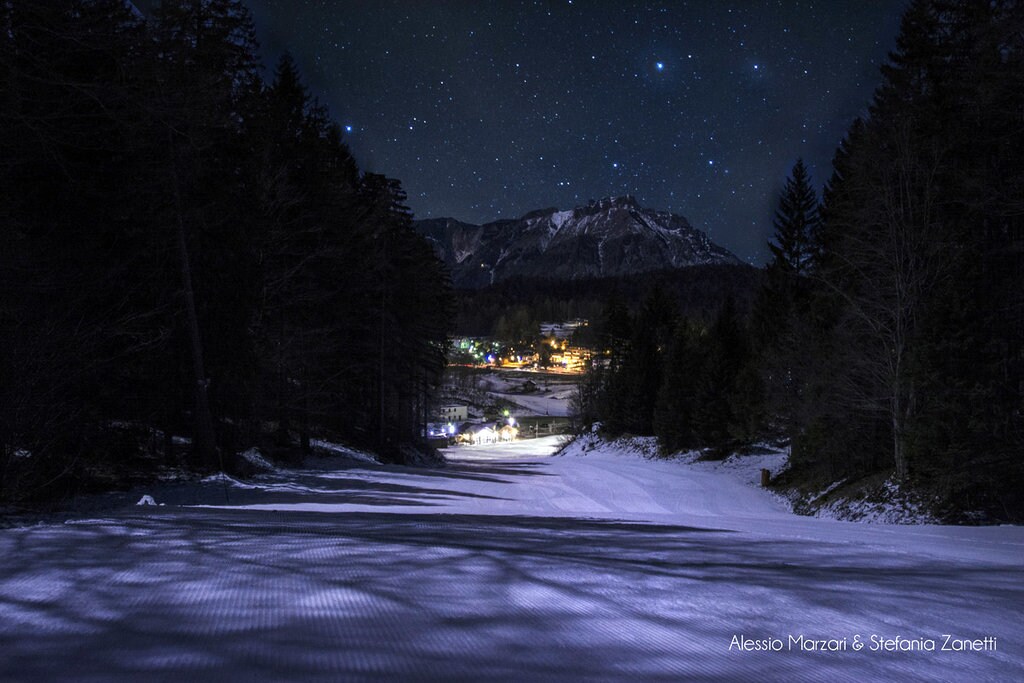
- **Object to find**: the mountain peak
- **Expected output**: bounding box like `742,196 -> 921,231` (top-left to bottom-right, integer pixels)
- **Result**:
600,195 -> 640,209
416,198 -> 740,288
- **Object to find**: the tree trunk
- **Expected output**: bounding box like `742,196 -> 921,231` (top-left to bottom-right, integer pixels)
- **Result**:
379,285 -> 386,451
892,381 -> 911,481
892,411 -> 908,480
170,142 -> 218,471
300,381 -> 311,455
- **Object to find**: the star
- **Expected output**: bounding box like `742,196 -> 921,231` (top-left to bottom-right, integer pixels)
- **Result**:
243,0 -> 907,264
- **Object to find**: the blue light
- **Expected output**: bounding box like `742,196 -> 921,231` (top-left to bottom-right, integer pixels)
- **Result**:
655,61 -> 665,71
345,125 -> 353,133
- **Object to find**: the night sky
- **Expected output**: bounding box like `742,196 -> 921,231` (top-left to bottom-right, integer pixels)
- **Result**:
241,0 -> 906,263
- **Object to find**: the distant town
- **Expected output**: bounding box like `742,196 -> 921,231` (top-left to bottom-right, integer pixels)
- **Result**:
448,319 -> 593,374
428,320 -> 591,445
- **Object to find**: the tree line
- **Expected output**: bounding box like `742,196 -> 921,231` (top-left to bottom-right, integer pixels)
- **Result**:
577,0 -> 1023,521
0,1 -> 451,503
452,265 -> 760,338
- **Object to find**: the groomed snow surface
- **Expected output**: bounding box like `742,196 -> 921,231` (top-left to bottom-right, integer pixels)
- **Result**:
1,435 -> 1022,681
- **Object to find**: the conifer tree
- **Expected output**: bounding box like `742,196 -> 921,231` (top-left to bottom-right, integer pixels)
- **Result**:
750,160 -> 821,443
619,287 -> 676,435
0,0 -> 456,502
139,0 -> 265,468
653,321 -> 703,453
806,0 -> 1022,509
692,297 -> 746,450
769,159 -> 819,281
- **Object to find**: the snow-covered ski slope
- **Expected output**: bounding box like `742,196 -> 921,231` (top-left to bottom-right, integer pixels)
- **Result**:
1,436 -> 1021,681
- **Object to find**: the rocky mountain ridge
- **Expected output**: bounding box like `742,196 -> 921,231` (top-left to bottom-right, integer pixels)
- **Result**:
415,196 -> 740,288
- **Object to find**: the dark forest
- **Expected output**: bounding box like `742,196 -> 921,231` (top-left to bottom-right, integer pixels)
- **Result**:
0,1 -> 451,502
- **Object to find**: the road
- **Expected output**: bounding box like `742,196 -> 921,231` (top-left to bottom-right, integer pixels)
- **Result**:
1,436 -> 1022,681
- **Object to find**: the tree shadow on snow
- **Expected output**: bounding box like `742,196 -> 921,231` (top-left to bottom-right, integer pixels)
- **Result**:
0,510 -> 1021,681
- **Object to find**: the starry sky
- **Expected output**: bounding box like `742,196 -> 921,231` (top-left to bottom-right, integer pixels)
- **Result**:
242,0 -> 906,264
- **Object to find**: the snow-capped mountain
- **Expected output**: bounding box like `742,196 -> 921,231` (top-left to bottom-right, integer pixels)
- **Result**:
415,196 -> 741,288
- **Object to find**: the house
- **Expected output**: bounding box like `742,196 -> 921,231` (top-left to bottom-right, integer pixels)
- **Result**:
457,423 -> 498,445
498,424 -> 519,442
437,405 -> 468,422
470,425 -> 497,445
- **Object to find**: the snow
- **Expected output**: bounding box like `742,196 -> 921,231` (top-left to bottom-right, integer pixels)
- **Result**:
445,435 -> 566,462
309,439 -> 381,463
1,435 -> 1022,680
673,443 -> 939,525
550,209 -> 573,229
200,472 -> 262,489
492,389 -> 572,416
810,477 -> 940,524
238,447 -> 277,471
476,372 -> 519,392
635,211 -> 679,245
464,371 -> 575,417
